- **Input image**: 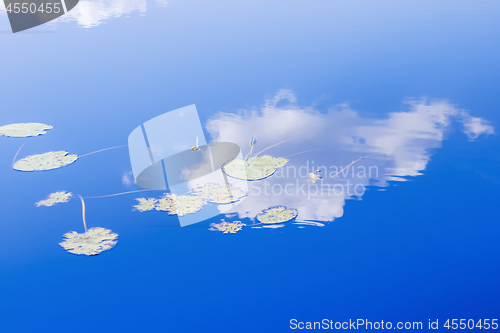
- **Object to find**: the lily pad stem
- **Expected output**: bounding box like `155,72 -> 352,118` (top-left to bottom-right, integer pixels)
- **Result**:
255,139 -> 288,157
11,143 -> 25,167
79,145 -> 126,158
78,195 -> 88,232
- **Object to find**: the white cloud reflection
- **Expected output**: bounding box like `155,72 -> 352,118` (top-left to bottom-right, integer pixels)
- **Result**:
204,90 -> 494,223
0,0 -> 167,29
122,171 -> 134,187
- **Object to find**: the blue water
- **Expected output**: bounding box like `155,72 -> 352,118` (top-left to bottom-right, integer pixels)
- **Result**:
1,1 -> 499,332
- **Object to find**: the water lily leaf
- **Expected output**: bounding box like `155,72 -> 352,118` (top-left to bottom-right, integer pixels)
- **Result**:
256,205 -> 298,224
271,156 -> 288,167
192,183 -> 246,204
59,227 -> 118,256
134,198 -> 158,212
155,193 -> 207,216
222,155 -> 288,181
255,155 -> 288,168
36,191 -> 72,207
13,151 -> 78,171
0,123 -> 53,138
209,219 -> 246,234
154,196 -> 176,214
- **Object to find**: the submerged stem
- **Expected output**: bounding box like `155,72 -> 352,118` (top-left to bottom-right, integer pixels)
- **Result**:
12,143 -> 25,167
255,139 -> 288,157
84,189 -> 153,199
78,195 -> 87,233
79,145 -> 126,158
244,143 -> 255,161
298,155 -> 372,205
245,223 -> 263,227
284,150 -> 315,158
330,155 -> 370,178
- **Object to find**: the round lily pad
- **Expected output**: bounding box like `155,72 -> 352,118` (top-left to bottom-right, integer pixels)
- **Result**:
222,155 -> 288,181
192,183 -> 247,204
256,205 -> 298,224
0,122 -> 53,138
59,227 -> 118,256
13,151 -> 78,171
209,219 -> 246,234
134,198 -> 158,212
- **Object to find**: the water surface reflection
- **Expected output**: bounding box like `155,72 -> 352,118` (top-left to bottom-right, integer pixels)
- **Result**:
201,90 -> 494,223
0,0 -> 166,29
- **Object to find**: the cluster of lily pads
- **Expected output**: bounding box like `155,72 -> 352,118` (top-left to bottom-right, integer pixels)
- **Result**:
216,141 -> 300,230
2,122 -> 118,256
35,190 -> 119,255
134,141 -> 301,232
208,206 -> 300,233
134,183 -> 247,215
3,122 -> 304,255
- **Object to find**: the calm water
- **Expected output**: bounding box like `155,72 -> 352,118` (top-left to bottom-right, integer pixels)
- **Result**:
1,1 -> 499,332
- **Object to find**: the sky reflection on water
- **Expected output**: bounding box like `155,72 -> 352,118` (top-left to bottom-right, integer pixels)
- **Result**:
0,0 -> 166,29
1,1 -> 499,331
204,90 -> 494,222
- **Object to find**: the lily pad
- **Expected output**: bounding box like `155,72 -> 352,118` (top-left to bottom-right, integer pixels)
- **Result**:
209,219 -> 246,234
266,156 -> 288,167
155,193 -> 206,216
36,191 -> 72,207
192,183 -> 246,204
134,198 -> 158,212
59,227 -> 118,256
0,123 -> 53,138
256,205 -> 298,224
222,155 -> 288,181
13,151 -> 78,171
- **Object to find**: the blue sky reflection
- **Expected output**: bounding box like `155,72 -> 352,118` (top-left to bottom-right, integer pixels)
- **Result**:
203,90 -> 494,222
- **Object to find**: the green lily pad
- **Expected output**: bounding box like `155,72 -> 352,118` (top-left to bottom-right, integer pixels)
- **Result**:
192,183 -> 246,204
256,206 -> 298,224
134,198 -> 158,212
13,151 -> 78,171
209,219 -> 246,234
155,193 -> 207,216
222,155 -> 288,181
59,227 -> 118,256
36,191 -> 72,207
0,123 -> 53,138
